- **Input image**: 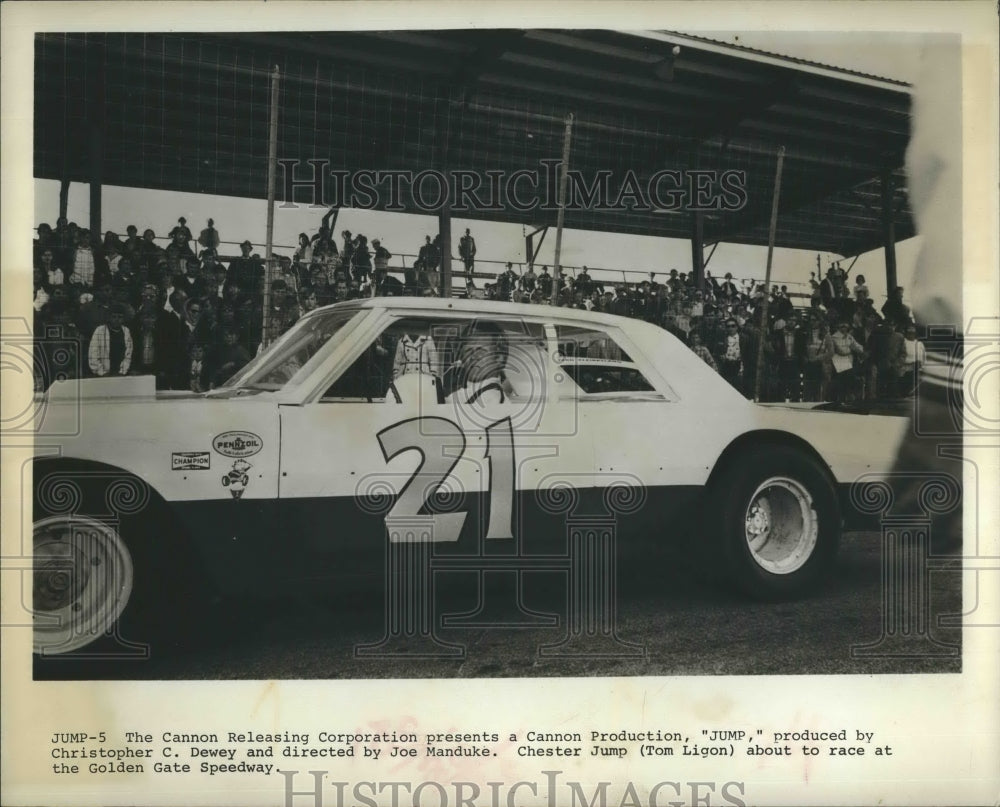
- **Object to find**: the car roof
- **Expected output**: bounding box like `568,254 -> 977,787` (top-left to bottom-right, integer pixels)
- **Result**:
317,296 -> 643,330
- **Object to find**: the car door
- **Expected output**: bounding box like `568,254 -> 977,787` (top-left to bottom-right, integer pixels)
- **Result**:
276,310 -> 595,587
548,320 -> 714,541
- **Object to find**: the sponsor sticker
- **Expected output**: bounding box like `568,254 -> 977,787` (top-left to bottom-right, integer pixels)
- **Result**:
221,459 -> 253,499
171,451 -> 211,470
212,430 -> 263,458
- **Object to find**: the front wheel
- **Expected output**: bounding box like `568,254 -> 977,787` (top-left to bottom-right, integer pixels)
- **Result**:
33,515 -> 134,655
710,445 -> 840,600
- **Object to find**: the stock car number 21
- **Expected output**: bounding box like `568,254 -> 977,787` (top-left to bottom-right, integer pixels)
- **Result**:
376,416 -> 515,543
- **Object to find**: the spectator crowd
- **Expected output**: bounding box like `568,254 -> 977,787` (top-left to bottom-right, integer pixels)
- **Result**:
32,212 -> 924,403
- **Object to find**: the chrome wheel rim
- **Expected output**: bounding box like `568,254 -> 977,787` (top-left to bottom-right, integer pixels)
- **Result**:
743,477 -> 819,575
33,515 -> 134,654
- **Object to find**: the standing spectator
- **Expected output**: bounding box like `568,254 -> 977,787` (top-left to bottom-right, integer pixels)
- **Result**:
521,264 -> 537,294
829,320 -> 866,402
537,265 -> 552,298
227,240 -> 262,294
69,229 -> 98,288
802,317 -> 833,400
351,235 -> 372,284
139,229 -> 165,271
716,318 -> 746,392
497,263 -> 518,300
818,267 -> 837,310
340,230 -> 354,269
853,274 -> 869,302
87,303 -> 133,377
372,239 -> 392,273
881,286 -> 911,329
294,232 -> 314,270
169,217 -> 193,247
718,272 -> 739,300
155,290 -> 188,389
197,218 -> 221,253
897,323 -> 926,396
576,266 -> 593,297
772,313 -> 804,401
417,235 -> 434,274
459,228 -> 476,276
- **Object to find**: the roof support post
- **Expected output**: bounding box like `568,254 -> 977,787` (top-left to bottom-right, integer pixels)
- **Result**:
551,113 -> 575,303
690,211 -> 705,290
753,146 -> 786,402
262,65 -> 280,347
881,168 -> 898,296
437,98 -> 454,298
87,40 -> 105,240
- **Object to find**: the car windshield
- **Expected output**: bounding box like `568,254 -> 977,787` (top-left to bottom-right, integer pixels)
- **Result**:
211,308 -> 362,394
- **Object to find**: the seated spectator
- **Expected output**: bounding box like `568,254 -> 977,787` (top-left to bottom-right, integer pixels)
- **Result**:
34,223 -> 55,266
299,288 -> 319,315
208,329 -> 252,388
77,282 -> 112,341
165,229 -> 197,274
38,247 -> 65,287
688,331 -> 718,372
131,309 -> 159,377
35,298 -> 84,390
87,303 -> 133,377
264,280 -> 298,344
372,267 -> 404,297
188,342 -> 209,392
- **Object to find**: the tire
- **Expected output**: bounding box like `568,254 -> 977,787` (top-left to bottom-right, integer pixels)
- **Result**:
708,445 -> 840,600
33,514 -> 135,655
32,464 -> 209,660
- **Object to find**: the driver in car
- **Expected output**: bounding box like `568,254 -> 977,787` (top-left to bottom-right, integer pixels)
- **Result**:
442,321 -> 510,407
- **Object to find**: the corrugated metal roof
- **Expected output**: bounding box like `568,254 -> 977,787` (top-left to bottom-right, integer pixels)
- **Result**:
34,30 -> 914,257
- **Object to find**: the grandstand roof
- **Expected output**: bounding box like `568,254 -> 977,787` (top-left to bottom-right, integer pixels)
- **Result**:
34,30 -> 914,256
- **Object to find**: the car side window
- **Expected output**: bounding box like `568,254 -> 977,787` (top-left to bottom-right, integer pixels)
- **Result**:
319,316 -> 548,404
552,324 -> 665,400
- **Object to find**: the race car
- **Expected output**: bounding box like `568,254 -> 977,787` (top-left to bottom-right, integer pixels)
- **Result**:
31,297 -> 908,655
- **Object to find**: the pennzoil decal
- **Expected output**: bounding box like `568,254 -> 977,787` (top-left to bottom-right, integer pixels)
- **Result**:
171,451 -> 211,470
212,431 -> 263,458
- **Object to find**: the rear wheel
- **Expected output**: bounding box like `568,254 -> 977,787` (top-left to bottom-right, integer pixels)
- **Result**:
710,445 -> 840,600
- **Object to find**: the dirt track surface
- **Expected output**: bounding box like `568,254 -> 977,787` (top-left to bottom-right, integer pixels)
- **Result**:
35,531 -> 962,680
